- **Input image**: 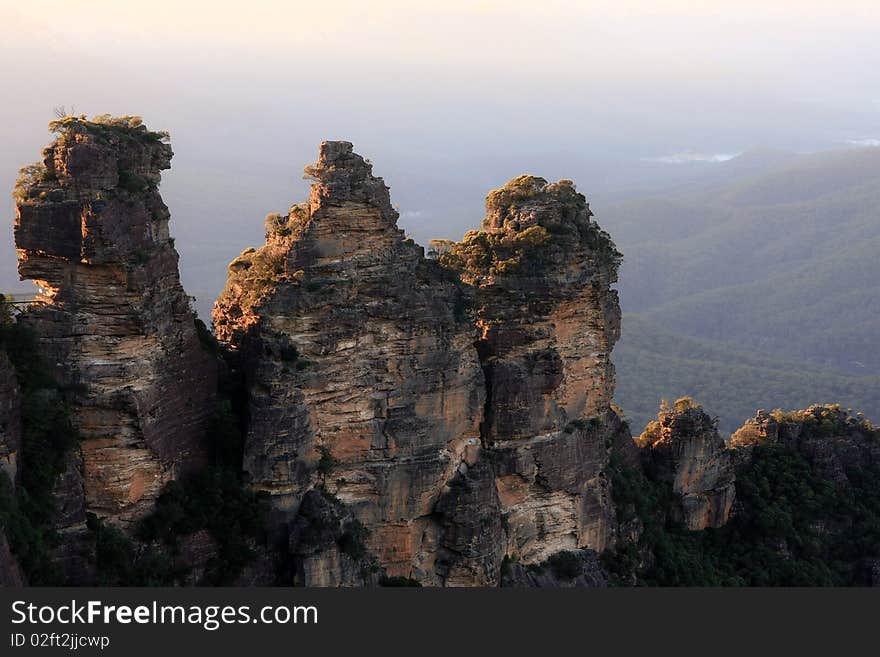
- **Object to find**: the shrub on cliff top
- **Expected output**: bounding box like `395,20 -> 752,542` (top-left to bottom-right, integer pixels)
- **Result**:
265,212 -> 291,238
485,175 -> 549,211
438,225 -> 553,279
48,114 -> 169,144
484,175 -> 587,222
12,163 -> 56,202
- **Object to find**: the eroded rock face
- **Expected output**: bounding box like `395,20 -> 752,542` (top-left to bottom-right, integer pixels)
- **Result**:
214,145 -> 627,584
489,411 -> 625,562
213,141 -> 486,583
442,175 -> 622,437
13,116 -> 216,525
638,400 -> 735,530
0,352 -> 22,486
733,405 -> 880,493
441,175 -> 624,560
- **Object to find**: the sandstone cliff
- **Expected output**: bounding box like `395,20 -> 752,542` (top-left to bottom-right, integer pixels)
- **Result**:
214,141 -> 487,584
213,145 -> 628,584
13,116 -> 217,526
7,123 -> 880,587
440,174 -> 624,562
637,398 -> 735,530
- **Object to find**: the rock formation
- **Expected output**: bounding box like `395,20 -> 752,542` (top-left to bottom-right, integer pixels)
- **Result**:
214,145 -> 627,584
637,398 -> 735,530
13,116 -> 216,526
214,141 -> 487,584
733,404 -> 880,491
440,174 -> 624,562
8,123 -> 880,587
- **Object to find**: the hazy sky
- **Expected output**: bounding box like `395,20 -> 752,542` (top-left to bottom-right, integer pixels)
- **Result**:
2,1 -> 879,312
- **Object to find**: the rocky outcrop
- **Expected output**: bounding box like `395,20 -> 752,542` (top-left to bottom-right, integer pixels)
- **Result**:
0,352 -> 21,486
441,175 -> 624,561
213,146 -> 626,584
9,121 -> 880,587
637,398 -> 735,530
214,141 -> 486,584
13,116 -> 216,525
443,175 -> 621,435
732,404 -> 880,493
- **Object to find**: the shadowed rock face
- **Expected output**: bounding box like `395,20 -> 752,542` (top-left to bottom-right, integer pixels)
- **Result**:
214,141 -> 487,584
0,530 -> 25,586
214,146 -> 626,584
13,117 -> 216,526
0,353 -> 25,586
638,400 -> 735,530
444,175 -> 622,439
0,353 -> 21,486
440,175 -> 624,562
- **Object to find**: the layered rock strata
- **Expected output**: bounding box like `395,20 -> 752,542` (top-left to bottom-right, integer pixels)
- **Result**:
13,116 -> 216,525
214,145 -> 627,583
637,399 -> 735,530
440,175 -> 624,561
214,141 -> 486,584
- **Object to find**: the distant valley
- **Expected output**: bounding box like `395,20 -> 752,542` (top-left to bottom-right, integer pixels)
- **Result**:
600,146 -> 880,433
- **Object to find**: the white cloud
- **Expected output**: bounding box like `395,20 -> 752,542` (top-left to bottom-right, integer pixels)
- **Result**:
640,151 -> 740,164
846,138 -> 880,147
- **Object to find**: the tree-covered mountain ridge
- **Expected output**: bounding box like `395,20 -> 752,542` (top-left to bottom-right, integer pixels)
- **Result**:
603,146 -> 880,433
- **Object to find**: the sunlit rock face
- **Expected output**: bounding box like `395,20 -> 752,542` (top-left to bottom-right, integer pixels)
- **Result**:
214,144 -> 628,584
440,175 -> 625,561
446,175 -> 622,438
638,400 -> 735,530
13,116 -> 216,526
213,141 -> 488,584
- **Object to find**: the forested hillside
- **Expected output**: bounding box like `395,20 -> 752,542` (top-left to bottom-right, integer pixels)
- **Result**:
603,147 -> 880,433
614,314 -> 880,435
